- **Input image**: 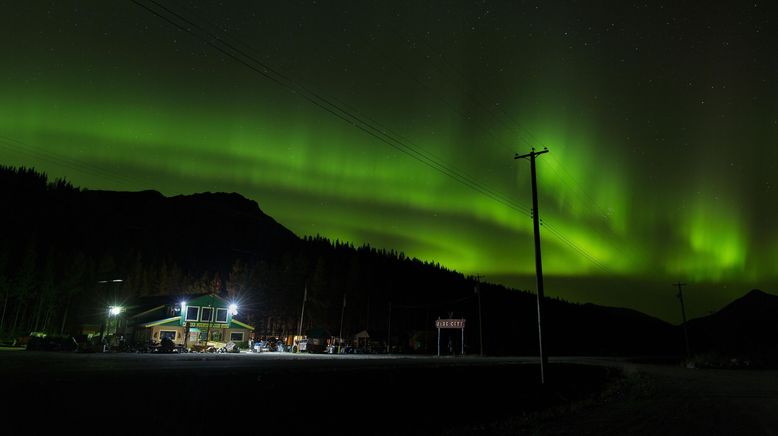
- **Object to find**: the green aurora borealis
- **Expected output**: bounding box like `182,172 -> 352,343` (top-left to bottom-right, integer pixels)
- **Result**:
2,1 -> 777,322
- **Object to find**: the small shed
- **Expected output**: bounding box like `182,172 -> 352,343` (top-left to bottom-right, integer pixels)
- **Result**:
354,330 -> 370,349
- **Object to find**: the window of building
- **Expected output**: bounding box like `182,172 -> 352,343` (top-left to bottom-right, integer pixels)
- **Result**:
160,330 -> 177,341
230,332 -> 244,342
185,306 -> 199,322
200,307 -> 213,322
215,308 -> 228,323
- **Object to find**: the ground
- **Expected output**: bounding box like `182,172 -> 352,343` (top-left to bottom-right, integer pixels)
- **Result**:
531,357 -> 778,436
3,352 -> 778,435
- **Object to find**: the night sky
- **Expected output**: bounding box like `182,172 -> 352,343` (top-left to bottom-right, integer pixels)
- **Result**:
2,1 -> 777,322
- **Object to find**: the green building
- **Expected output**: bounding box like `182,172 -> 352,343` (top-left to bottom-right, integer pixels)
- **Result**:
123,293 -> 254,348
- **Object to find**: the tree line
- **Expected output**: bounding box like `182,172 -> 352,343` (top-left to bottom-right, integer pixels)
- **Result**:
0,166 -> 497,349
0,166 -> 678,355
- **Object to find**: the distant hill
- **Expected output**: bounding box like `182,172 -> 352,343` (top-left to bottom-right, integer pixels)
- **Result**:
537,300 -> 677,356
686,289 -> 778,361
0,167 -> 300,272
77,189 -> 300,269
0,165 -> 680,356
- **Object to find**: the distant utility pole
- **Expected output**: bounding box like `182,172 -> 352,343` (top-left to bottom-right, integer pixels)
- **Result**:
674,282 -> 691,359
297,283 -> 307,340
515,147 -> 549,384
474,275 -> 485,357
338,293 -> 347,354
386,301 -> 392,353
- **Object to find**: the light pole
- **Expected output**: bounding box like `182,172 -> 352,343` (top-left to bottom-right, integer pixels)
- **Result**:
103,305 -> 123,352
228,303 -> 238,349
181,301 -> 189,349
97,279 -> 123,347
204,294 -> 215,349
297,283 -> 308,352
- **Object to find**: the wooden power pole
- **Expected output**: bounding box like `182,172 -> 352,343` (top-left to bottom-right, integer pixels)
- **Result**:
474,275 -> 485,357
674,282 -> 690,359
515,147 -> 549,384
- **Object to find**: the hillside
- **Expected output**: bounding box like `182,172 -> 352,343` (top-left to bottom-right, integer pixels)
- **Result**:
0,166 -> 679,356
686,289 -> 778,361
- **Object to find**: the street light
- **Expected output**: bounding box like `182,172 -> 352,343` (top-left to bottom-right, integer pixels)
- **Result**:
229,303 -> 238,316
180,301 -> 189,349
103,305 -> 123,351
108,305 -> 123,333
97,278 -> 123,347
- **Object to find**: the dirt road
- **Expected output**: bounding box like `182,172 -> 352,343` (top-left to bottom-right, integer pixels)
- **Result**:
529,357 -> 778,436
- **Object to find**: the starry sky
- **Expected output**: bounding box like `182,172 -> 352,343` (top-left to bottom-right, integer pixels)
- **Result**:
2,1 -> 776,322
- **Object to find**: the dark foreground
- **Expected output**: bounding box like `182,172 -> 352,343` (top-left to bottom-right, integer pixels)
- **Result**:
6,353 -> 778,435
2,352 -> 611,435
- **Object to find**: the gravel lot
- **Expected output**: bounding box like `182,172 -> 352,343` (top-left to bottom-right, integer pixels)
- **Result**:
5,352 -> 776,435
3,352 -> 608,434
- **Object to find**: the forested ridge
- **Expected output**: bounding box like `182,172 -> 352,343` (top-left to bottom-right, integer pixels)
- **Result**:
0,166 -> 677,355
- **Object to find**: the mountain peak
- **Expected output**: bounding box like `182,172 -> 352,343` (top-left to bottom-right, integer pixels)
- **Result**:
744,289 -> 768,298
708,288 -> 778,321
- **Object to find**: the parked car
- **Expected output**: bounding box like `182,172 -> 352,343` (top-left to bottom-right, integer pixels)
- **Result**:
26,333 -> 78,352
297,337 -> 325,353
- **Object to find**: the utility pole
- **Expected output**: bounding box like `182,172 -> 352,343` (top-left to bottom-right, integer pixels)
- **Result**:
474,275 -> 485,357
338,293 -> 347,354
297,283 -> 307,343
515,147 -> 549,384
386,301 -> 392,354
674,282 -> 690,359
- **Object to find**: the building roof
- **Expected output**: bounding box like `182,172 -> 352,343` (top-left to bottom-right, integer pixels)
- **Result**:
124,293 -> 254,330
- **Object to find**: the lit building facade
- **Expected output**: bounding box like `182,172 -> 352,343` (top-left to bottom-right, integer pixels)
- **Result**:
124,293 -> 254,347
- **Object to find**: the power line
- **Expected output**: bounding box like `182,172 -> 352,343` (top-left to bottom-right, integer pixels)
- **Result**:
383,25 -> 617,271
130,0 -> 609,272
132,0 -> 534,215
387,25 -> 625,271
152,0 -> 534,217
541,219 -> 610,273
541,153 -> 615,223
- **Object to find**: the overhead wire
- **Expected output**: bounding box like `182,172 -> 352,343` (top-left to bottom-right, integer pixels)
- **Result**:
541,153 -> 615,222
130,0 -> 610,272
161,0 -> 533,217
392,25 -> 626,273
132,0 -> 535,217
386,25 -> 616,270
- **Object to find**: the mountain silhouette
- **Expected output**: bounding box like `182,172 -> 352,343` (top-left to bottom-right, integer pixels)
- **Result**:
77,189 -> 300,268
0,165 -> 684,356
686,289 -> 778,361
